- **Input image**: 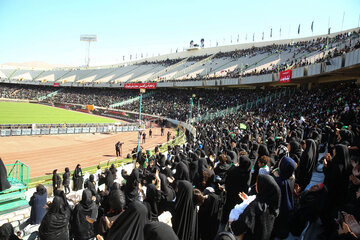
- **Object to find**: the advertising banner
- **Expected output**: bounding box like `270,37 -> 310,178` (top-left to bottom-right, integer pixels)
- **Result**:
22,129 -> 32,135
32,129 -> 41,135
279,69 -> 292,83
124,82 -> 156,89
50,128 -> 59,134
67,128 -> 75,134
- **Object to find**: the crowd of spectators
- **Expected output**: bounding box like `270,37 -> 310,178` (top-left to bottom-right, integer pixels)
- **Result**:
166,30 -> 360,82
119,88 -> 284,121
1,81 -> 360,240
0,83 -> 140,108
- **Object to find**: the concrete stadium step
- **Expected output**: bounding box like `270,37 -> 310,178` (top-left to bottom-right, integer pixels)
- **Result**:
146,57 -> 189,82
109,91 -> 156,108
172,54 -> 216,80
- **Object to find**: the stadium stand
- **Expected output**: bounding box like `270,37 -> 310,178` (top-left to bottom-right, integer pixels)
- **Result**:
1,28 -> 359,87
1,28 -> 360,240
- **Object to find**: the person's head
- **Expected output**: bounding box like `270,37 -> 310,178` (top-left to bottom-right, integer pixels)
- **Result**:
309,183 -> 324,192
89,174 -> 95,182
258,155 -> 269,168
300,140 -> 306,150
65,167 -> 69,172
238,150 -> 248,157
109,190 -> 126,212
193,188 -> 206,206
215,232 -> 237,240
0,223 -> 15,240
97,165 -> 101,170
36,184 -> 47,195
53,169 -> 57,174
220,154 -> 227,164
76,164 -> 81,169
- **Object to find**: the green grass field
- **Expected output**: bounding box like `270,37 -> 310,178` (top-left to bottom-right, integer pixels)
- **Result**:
0,102 -> 117,124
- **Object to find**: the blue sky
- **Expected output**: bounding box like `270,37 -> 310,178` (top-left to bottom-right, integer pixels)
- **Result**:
0,0 -> 359,66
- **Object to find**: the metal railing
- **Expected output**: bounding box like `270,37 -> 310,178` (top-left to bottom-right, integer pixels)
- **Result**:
5,160 -> 29,188
195,88 -> 296,123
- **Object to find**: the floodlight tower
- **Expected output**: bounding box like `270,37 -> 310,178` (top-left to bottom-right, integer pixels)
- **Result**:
80,35 -> 97,67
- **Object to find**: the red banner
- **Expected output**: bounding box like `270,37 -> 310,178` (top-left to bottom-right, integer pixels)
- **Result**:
53,82 -> 60,87
124,82 -> 156,89
279,69 -> 292,83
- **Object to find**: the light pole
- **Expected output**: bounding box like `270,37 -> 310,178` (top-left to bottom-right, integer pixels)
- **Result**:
188,94 -> 195,137
137,88 -> 146,153
197,97 -> 201,126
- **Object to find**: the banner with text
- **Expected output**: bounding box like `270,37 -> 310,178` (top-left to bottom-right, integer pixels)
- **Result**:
53,82 -> 60,87
124,82 -> 157,89
279,69 -> 292,83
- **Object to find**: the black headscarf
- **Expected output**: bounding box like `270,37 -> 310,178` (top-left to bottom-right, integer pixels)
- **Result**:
107,201 -> 148,240
144,222 -> 179,240
73,164 -> 83,191
324,144 -> 351,207
104,169 -> 114,191
0,223 -> 18,240
215,232 -> 237,240
143,184 -> 161,221
249,143 -> 258,163
258,144 -> 269,157
158,173 -> 175,202
39,196 -> 70,240
0,158 -> 11,192
124,168 -> 140,203
296,139 -> 317,191
174,162 -> 190,181
273,156 -> 297,238
172,180 -> 198,240
289,141 -> 302,164
71,189 -> 98,240
290,184 -> 328,236
108,189 -> 125,213
198,192 -> 222,240
231,174 -> 281,240
222,156 -> 252,224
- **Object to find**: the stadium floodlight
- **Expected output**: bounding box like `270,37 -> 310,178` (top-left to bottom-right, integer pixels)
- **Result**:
80,34 -> 97,67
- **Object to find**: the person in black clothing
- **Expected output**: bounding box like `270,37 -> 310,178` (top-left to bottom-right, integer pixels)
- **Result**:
73,164 -> 83,191
106,201 -> 148,240
171,180 -> 199,240
38,195 -> 71,240
71,189 -> 98,240
115,141 -> 123,157
221,155 -> 252,225
85,174 -> 97,196
0,223 -> 20,240
231,174 -> 281,240
144,222 -> 179,240
0,157 -> 11,192
149,129 -> 152,138
142,132 -> 146,144
161,126 -> 164,136
62,167 -> 70,194
52,169 -> 61,193
167,131 -> 171,142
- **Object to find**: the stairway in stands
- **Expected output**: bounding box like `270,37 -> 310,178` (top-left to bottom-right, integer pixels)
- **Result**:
109,91 -> 156,109
37,89 -> 63,101
171,54 -> 216,80
145,57 -> 189,82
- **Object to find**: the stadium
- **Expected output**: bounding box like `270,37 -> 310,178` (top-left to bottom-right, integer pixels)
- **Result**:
0,1 -> 360,239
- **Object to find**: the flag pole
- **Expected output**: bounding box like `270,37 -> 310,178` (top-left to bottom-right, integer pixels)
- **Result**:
341,12 -> 345,31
